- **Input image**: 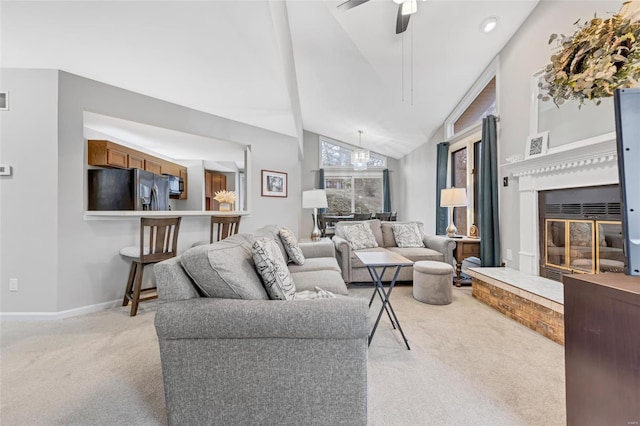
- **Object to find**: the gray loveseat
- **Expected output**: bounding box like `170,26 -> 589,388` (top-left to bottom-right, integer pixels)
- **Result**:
154,225 -> 369,425
332,219 -> 456,284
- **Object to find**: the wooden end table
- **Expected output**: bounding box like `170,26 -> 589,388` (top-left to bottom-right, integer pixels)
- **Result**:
445,236 -> 481,287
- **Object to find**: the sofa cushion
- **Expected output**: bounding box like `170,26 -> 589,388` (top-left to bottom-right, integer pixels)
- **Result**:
336,219 -> 383,247
349,247 -> 389,268
278,226 -> 305,265
392,222 -> 425,248
381,221 -> 424,247
287,257 -> 341,274
290,270 -> 349,295
386,246 -> 444,263
254,225 -> 289,262
252,238 -> 297,301
180,233 -> 268,300
341,223 -> 379,250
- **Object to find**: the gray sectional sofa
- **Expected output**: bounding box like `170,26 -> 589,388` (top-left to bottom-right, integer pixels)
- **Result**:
332,219 -> 456,283
153,225 -> 369,426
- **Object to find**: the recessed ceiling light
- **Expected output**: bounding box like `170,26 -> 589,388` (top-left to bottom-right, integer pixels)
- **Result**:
481,17 -> 498,33
392,0 -> 404,4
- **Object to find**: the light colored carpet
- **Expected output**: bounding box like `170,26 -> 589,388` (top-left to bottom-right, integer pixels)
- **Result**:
1,286 -> 566,425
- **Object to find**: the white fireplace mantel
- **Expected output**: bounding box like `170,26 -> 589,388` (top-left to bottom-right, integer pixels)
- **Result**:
501,132 -> 620,276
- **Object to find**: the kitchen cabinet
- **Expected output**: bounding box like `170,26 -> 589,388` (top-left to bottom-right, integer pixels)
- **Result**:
144,159 -> 162,174
105,147 -> 128,168
179,169 -> 188,200
88,139 -> 188,199
128,154 -> 144,170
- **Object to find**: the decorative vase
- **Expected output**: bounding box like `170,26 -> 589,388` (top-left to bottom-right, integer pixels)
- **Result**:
219,202 -> 232,212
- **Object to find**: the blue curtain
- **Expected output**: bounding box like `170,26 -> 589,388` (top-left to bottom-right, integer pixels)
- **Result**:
479,115 -> 501,267
318,168 -> 326,214
435,142 -> 450,235
383,169 -> 391,212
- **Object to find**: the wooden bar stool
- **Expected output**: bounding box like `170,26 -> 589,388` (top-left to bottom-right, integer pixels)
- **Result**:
191,215 -> 241,247
210,215 -> 241,242
120,216 -> 181,316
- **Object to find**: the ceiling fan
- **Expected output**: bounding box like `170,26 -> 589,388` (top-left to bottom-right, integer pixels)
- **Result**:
337,0 -> 418,34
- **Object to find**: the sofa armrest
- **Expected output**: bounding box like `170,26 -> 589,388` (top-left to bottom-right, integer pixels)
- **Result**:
155,297 -> 369,341
298,238 -> 336,258
424,235 -> 456,267
332,236 -> 353,283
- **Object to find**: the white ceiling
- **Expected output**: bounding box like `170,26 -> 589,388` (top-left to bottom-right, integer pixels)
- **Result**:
1,0 -> 539,159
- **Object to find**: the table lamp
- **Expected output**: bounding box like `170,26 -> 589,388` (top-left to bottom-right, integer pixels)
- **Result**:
303,189 -> 328,241
440,187 -> 467,237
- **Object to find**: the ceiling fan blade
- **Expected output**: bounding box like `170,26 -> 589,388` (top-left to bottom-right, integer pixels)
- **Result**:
396,4 -> 410,34
337,0 -> 369,11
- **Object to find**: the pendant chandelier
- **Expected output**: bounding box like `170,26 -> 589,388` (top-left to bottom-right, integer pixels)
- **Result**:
351,130 -> 370,171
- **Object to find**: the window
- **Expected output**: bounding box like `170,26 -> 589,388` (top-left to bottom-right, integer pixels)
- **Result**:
444,60 -> 497,235
451,147 -> 468,236
319,137 -> 386,169
449,140 -> 482,236
444,57 -> 498,139
324,173 -> 383,214
453,77 -> 496,135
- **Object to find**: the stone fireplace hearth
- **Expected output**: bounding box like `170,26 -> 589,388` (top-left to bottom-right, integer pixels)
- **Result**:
503,132 -> 621,278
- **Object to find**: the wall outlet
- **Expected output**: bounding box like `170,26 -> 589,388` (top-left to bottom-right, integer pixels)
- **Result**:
9,278 -> 18,292
506,249 -> 513,261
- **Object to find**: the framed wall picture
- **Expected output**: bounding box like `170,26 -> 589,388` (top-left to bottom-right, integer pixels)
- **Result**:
261,169 -> 288,197
525,131 -> 549,159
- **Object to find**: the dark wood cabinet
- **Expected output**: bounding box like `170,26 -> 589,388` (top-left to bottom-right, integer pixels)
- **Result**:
563,273 -> 640,426
204,170 -> 226,211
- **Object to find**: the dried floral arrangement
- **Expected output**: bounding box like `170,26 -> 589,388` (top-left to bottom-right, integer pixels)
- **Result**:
213,190 -> 236,204
540,1 -> 640,107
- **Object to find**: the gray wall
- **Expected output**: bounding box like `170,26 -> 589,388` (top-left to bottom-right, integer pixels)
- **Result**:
398,125 -> 446,234
1,68 -> 301,313
498,0 -> 620,269
1,69 -> 60,312
399,1 -> 621,265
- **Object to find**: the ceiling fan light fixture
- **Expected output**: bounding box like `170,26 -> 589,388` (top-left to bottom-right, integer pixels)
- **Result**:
401,0 -> 417,16
481,16 -> 498,33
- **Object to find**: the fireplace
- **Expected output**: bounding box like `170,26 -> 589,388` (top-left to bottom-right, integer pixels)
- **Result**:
538,185 -> 625,282
503,132 -> 621,278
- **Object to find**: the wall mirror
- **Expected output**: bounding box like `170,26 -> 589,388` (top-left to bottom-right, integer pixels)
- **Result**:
530,69 -> 615,150
83,111 -> 250,212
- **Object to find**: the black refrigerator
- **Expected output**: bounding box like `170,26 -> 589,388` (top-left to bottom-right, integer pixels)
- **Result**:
88,168 -> 170,211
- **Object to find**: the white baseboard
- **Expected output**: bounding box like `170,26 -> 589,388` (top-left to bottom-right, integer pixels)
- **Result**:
0,299 -> 121,321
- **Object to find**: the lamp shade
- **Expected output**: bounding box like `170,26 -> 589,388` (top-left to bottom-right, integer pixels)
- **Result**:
440,187 -> 468,207
302,189 -> 328,209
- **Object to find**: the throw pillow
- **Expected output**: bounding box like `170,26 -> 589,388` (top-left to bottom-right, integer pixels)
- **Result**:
278,227 -> 305,265
341,223 -> 379,250
392,222 -> 425,248
293,286 -> 337,300
180,234 -> 268,300
252,238 -> 297,300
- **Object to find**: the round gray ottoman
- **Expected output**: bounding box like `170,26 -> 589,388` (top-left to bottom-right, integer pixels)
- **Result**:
413,261 -> 454,305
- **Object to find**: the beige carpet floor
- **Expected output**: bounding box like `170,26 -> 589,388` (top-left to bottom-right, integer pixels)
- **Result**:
1,285 -> 566,425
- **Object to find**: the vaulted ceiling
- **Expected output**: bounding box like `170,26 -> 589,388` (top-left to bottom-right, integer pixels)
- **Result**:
1,0 -> 539,159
